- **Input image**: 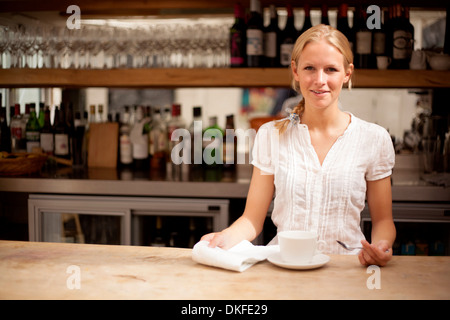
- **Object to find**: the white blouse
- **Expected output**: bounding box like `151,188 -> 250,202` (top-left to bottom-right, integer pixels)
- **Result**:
251,113 -> 395,254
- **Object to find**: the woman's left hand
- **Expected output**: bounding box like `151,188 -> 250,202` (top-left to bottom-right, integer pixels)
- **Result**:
358,239 -> 392,267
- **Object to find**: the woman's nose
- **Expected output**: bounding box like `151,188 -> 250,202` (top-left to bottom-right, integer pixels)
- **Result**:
314,70 -> 326,84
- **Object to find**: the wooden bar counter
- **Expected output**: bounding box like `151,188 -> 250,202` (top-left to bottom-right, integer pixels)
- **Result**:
0,240 -> 449,300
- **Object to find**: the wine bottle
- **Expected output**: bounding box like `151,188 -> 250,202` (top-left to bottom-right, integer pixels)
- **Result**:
264,5 -> 280,68
39,106 -> 53,156
0,107 -> 11,152
246,0 -> 264,67
149,107 -> 169,170
53,104 -> 71,160
119,106 -> 133,166
25,104 -> 40,153
321,4 -> 330,25
230,3 -> 247,67
280,4 -> 298,67
355,6 -> 375,69
299,4 -> 312,36
188,106 -> 203,167
202,116 -> 224,167
444,5 -> 450,54
337,4 -> 354,52
131,105 -> 149,170
372,7 -> 387,58
72,111 -> 86,167
38,102 -> 45,129
390,5 -> 414,69
10,104 -> 26,153
223,114 -> 237,170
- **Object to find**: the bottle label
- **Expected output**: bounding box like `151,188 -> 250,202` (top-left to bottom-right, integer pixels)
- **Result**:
246,29 -> 263,56
133,141 -> 148,160
393,30 -> 413,59
280,43 -> 294,66
26,131 -> 40,152
40,133 -> 54,154
356,31 -> 372,54
54,133 -> 69,156
11,127 -> 22,139
120,135 -> 133,164
264,32 -> 277,58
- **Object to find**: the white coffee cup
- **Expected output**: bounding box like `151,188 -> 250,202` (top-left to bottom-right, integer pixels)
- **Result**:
278,231 -> 326,264
376,56 -> 391,70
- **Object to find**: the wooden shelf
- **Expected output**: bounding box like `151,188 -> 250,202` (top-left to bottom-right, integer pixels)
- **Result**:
0,68 -> 449,89
0,0 -> 446,13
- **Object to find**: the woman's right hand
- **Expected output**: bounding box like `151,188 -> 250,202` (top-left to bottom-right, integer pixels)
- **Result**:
201,231 -> 232,250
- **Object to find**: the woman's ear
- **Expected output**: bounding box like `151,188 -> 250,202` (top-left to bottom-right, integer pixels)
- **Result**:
344,63 -> 354,83
291,60 -> 300,82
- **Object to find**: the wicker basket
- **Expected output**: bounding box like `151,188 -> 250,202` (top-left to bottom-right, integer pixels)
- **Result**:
0,152 -> 48,175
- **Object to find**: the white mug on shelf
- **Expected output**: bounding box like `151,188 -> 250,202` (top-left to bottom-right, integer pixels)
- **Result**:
278,230 -> 326,264
376,56 -> 392,70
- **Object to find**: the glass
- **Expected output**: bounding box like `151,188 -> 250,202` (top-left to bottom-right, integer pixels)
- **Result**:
3,19 -> 232,69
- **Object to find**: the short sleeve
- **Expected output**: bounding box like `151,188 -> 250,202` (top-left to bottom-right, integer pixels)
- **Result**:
365,127 -> 395,181
251,122 -> 276,175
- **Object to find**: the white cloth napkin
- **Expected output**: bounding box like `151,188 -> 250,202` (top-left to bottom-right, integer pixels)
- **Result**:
192,240 -> 279,272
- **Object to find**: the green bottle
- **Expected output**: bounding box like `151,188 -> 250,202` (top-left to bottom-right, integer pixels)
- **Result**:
202,116 -> 224,167
25,105 -> 41,153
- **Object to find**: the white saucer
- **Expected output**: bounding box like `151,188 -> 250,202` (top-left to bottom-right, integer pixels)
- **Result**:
267,253 -> 330,270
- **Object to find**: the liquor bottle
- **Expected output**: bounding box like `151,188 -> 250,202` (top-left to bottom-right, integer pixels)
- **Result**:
53,104 -> 71,160
230,3 -> 246,68
299,4 -> 312,36
149,107 -> 169,170
280,4 -> 297,68
130,105 -> 149,170
354,6 -> 375,69
119,106 -> 133,166
188,106 -> 203,166
202,116 -> 224,167
223,114 -> 237,170
337,4 -> 354,52
264,5 -> 280,68
390,5 -> 414,69
25,104 -> 40,152
39,106 -> 54,156
246,0 -> 264,67
321,4 -> 330,25
10,104 -> 26,153
0,107 -> 11,152
372,7 -> 387,59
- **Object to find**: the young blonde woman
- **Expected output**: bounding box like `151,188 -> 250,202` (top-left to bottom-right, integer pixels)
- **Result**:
202,24 -> 396,267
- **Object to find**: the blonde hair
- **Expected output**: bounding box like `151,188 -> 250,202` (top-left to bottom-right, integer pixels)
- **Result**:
275,24 -> 354,134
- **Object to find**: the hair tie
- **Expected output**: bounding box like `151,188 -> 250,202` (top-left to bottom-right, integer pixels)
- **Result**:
288,112 -> 300,125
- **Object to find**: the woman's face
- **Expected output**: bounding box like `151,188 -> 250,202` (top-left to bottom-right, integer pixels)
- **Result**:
292,39 -> 353,112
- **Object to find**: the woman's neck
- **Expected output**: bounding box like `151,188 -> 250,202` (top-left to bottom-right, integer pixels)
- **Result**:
301,104 -> 347,131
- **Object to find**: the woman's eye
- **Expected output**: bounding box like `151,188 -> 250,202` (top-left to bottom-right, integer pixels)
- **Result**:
304,66 -> 314,70
326,67 -> 338,72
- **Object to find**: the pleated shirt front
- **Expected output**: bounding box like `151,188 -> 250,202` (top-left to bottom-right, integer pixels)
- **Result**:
251,113 -> 395,254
